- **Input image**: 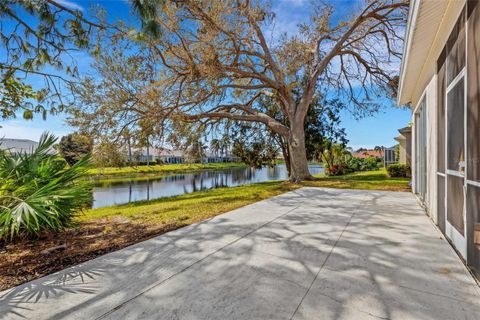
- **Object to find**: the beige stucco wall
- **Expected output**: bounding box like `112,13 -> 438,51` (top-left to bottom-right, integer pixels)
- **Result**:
398,140 -> 407,164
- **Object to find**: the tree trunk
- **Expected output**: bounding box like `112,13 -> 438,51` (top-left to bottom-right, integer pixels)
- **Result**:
127,137 -> 132,165
146,136 -> 150,166
287,120 -> 312,182
278,136 -> 291,177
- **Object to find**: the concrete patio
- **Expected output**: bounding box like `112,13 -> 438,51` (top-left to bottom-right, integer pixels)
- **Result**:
1,187 -> 479,319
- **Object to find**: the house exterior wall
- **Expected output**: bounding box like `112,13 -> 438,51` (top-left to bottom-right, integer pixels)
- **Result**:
402,0 -> 466,107
397,139 -> 407,164
426,76 -> 438,224
405,0 -> 480,277
405,132 -> 412,166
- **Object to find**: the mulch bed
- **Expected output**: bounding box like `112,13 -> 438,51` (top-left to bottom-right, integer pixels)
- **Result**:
0,220 -> 184,291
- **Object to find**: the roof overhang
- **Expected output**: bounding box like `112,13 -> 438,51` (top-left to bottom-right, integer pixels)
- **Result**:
398,0 -> 466,106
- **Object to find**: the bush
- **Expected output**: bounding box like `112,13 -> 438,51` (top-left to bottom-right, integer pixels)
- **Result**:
322,144 -> 354,176
128,160 -> 157,166
345,156 -> 379,172
58,133 -> 93,166
93,140 -> 126,168
324,163 -> 351,176
386,164 -> 411,178
0,133 -> 92,240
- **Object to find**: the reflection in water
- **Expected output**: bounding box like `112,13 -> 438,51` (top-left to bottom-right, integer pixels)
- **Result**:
92,164 -> 323,208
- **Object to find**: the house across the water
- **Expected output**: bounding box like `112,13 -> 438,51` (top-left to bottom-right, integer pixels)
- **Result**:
0,138 -> 39,155
124,147 -> 239,164
398,0 -> 480,277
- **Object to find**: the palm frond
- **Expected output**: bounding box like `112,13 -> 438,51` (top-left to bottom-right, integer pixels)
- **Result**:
0,132 -> 92,240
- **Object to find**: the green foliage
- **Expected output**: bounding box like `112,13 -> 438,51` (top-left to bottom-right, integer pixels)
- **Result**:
304,97 -> 348,161
322,146 -> 382,176
133,160 -> 157,166
58,133 -> 93,166
131,0 -> 165,38
0,133 -> 92,240
0,78 -> 40,120
229,121 -> 278,168
184,140 -> 206,164
321,144 -> 352,176
386,163 -> 411,178
346,157 -> 381,172
93,140 -> 126,168
232,140 -> 278,169
1,0 -> 104,121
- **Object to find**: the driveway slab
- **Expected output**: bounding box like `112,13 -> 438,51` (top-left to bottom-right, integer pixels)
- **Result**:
1,188 -> 479,320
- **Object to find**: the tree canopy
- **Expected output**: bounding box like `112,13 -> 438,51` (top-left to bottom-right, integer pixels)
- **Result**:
69,0 -> 408,181
2,0 -> 409,182
0,0 -> 106,120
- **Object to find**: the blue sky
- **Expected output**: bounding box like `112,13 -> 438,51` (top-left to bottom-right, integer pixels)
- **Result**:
0,0 -> 412,150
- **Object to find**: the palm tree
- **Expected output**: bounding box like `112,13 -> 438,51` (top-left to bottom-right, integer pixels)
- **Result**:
0,133 -> 92,239
220,135 -> 231,158
210,139 -> 221,157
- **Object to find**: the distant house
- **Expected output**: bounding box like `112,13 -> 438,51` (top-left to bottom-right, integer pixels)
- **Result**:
398,0 -> 480,276
0,138 -> 39,155
383,146 -> 398,167
158,149 -> 184,164
352,149 -> 384,159
352,147 -> 398,167
124,147 -> 239,164
394,126 -> 412,165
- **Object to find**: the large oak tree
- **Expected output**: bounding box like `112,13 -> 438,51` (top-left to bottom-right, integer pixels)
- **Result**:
73,0 -> 408,182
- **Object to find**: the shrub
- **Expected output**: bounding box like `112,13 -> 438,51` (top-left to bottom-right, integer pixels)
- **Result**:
322,144 -> 353,176
345,156 -> 379,172
58,133 -> 93,165
0,133 -> 92,240
93,140 -> 126,168
129,160 -> 157,166
324,163 -> 351,176
386,163 -> 411,178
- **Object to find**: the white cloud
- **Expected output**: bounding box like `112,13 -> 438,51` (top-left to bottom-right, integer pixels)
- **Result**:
56,0 -> 84,12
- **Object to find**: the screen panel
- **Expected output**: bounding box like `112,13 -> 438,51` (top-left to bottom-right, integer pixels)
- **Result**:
447,78 -> 465,173
447,175 -> 465,235
437,49 -> 446,173
446,8 -> 466,85
467,0 -> 480,182
437,175 -> 446,233
466,184 -> 480,277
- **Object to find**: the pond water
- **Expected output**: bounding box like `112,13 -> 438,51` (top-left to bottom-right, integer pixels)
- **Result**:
92,164 -> 323,208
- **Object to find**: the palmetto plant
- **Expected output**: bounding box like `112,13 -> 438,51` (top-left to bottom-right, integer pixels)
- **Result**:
0,133 -> 92,240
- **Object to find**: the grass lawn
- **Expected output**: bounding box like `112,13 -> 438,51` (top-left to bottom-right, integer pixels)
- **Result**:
306,169 -> 411,192
84,169 -> 409,224
88,162 -> 247,179
1,169 -> 409,290
81,181 -> 298,225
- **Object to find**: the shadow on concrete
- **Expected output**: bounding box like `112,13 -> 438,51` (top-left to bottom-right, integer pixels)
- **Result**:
1,188 -> 479,319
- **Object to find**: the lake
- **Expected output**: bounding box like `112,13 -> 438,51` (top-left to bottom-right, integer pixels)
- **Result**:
92,164 -> 323,208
